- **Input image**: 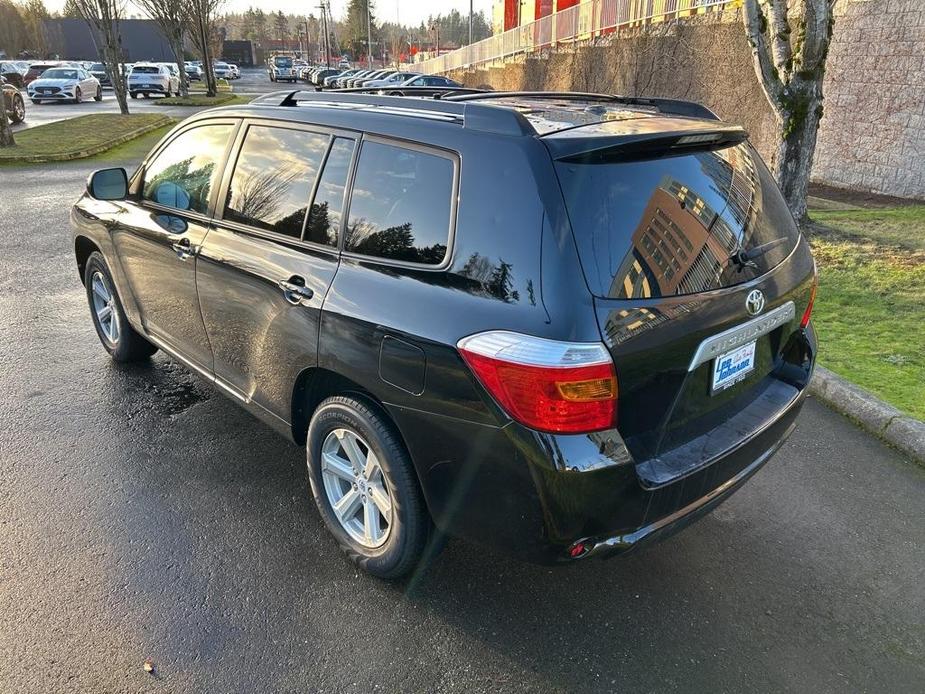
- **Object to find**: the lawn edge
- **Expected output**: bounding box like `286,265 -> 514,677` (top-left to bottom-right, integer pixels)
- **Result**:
809,365 -> 925,466
154,92 -> 235,106
0,115 -> 174,163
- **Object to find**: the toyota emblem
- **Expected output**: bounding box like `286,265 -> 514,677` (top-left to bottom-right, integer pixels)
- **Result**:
745,289 -> 766,316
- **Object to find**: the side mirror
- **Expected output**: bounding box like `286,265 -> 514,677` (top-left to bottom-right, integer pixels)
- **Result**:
87,167 -> 128,200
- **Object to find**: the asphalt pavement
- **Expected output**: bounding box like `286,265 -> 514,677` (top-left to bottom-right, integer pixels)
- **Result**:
0,129 -> 923,693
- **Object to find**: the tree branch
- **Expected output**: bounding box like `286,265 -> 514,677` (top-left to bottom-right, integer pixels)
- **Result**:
765,0 -> 793,81
798,0 -> 835,72
743,0 -> 785,115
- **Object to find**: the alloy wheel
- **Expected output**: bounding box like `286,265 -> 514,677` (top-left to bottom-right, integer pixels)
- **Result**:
90,271 -> 119,344
13,97 -> 24,122
320,428 -> 393,548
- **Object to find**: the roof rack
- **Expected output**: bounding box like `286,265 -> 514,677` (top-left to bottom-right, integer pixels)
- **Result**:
252,89 -> 534,136
442,91 -> 720,121
322,86 -> 489,98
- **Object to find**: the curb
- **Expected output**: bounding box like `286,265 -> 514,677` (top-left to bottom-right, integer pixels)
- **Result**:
0,116 -> 173,164
809,366 -> 925,465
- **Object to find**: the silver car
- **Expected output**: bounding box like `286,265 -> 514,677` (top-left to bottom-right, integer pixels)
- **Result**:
128,63 -> 179,98
27,67 -> 101,104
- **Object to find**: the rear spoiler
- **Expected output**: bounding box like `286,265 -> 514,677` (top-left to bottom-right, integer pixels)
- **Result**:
546,124 -> 749,163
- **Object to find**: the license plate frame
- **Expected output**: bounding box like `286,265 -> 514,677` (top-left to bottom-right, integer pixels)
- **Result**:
711,341 -> 757,394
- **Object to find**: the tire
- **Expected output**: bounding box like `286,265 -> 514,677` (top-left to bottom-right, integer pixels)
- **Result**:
306,396 -> 433,579
74,86 -> 81,103
84,252 -> 158,363
130,92 -> 137,99
9,95 -> 25,123
94,87 -> 102,101
31,99 -> 40,105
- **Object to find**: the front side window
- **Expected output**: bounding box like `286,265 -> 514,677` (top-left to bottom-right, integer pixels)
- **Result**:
142,124 -> 234,215
305,137 -> 354,247
345,141 -> 454,265
224,125 -> 328,238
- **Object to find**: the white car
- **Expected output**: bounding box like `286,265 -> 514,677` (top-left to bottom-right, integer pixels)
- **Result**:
213,61 -> 234,79
28,67 -> 101,104
226,63 -> 240,79
128,63 -> 178,98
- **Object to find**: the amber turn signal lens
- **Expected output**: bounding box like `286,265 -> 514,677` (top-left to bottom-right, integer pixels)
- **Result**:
556,377 -> 617,402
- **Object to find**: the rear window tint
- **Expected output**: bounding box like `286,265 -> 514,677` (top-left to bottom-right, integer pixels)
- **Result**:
554,143 -> 800,298
345,141 -> 454,265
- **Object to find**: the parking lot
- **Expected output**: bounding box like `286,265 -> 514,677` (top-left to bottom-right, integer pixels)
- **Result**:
9,67 -> 279,130
0,146 -> 923,691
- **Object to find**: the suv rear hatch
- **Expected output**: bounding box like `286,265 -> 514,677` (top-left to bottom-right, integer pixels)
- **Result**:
547,116 -> 816,485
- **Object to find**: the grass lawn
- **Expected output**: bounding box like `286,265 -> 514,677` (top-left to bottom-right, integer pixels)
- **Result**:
156,93 -> 253,107
0,113 -> 172,162
808,204 -> 925,419
86,121 -> 176,164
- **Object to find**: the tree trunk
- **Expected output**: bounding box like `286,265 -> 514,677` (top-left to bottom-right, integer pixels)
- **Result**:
0,91 -> 15,148
173,33 -> 188,97
104,39 -> 129,114
770,82 -> 824,224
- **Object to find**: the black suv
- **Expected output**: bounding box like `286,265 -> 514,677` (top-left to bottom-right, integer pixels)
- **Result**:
71,90 -> 817,578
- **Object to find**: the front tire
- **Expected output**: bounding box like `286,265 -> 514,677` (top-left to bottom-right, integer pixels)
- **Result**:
94,87 -> 102,101
74,86 -> 81,103
84,252 -> 158,362
9,95 -> 25,123
307,396 -> 433,579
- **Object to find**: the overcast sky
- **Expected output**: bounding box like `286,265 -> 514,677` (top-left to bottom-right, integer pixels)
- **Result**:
44,0 -> 496,27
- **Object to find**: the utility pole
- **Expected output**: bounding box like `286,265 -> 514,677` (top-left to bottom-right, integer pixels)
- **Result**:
318,2 -> 330,67
366,0 -> 372,69
469,0 -> 473,45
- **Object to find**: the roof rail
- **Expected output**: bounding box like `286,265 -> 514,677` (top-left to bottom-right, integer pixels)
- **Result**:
324,85 -> 489,98
250,89 -> 533,137
442,91 -> 721,121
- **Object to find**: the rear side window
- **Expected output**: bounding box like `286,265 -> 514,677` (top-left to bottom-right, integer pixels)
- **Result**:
305,137 -> 354,247
143,124 -> 234,215
345,141 -> 454,265
224,125 -> 328,238
554,143 -> 801,298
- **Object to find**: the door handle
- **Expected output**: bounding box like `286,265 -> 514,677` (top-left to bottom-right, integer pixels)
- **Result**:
170,236 -> 192,260
278,277 -> 314,305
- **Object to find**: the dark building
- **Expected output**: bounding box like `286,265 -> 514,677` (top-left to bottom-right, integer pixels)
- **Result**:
221,40 -> 256,66
43,19 -> 174,62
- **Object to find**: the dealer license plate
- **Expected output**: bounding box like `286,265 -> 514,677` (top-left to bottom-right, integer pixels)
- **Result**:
711,341 -> 756,393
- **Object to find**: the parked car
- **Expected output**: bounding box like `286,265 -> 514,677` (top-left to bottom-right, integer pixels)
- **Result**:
226,63 -> 240,79
213,61 -> 234,79
0,60 -> 27,88
128,63 -> 178,98
399,75 -> 462,88
352,69 -> 394,87
325,68 -> 358,87
365,71 -> 421,88
184,64 -> 203,81
1,75 -> 26,123
28,66 -> 101,103
71,90 -> 817,579
23,62 -> 60,86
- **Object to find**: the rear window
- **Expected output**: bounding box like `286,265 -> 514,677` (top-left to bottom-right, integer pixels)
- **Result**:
274,57 -> 292,67
132,66 -> 159,74
90,63 -> 104,71
554,143 -> 801,299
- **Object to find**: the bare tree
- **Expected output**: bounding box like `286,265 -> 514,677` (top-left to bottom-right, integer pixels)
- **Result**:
72,0 -> 130,114
0,89 -> 15,148
136,0 -> 189,97
185,0 -> 225,98
743,0 -> 836,222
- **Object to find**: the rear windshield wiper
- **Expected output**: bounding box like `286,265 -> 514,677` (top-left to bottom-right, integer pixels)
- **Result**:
730,237 -> 789,270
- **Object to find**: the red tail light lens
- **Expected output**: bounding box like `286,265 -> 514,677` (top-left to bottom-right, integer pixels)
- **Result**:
801,275 -> 817,329
457,331 -> 618,434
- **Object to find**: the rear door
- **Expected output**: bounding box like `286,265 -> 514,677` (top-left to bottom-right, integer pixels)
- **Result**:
552,135 -> 816,466
196,120 -> 356,422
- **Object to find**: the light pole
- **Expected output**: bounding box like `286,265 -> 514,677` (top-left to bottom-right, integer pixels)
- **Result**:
469,0 -> 473,45
366,0 -> 373,68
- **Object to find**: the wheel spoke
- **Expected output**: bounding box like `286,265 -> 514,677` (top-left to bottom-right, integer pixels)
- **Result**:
369,482 -> 392,519
92,277 -> 109,302
109,314 -> 119,342
333,488 -> 362,522
97,305 -> 112,322
337,430 -> 365,472
363,449 -> 379,481
363,497 -> 381,543
322,452 -> 355,483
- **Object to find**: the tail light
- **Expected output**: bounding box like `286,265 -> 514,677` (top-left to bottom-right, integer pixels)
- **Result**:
457,331 -> 618,434
800,274 -> 817,329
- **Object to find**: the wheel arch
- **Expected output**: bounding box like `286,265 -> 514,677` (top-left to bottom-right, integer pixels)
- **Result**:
74,235 -> 102,285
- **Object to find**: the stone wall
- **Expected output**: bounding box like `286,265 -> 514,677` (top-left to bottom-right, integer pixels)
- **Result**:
448,0 -> 925,200
813,0 -> 925,199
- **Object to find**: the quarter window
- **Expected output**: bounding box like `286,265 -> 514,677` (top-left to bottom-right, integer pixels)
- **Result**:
304,137 -> 354,247
345,141 -> 454,265
224,125 -> 329,238
143,124 -> 234,215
